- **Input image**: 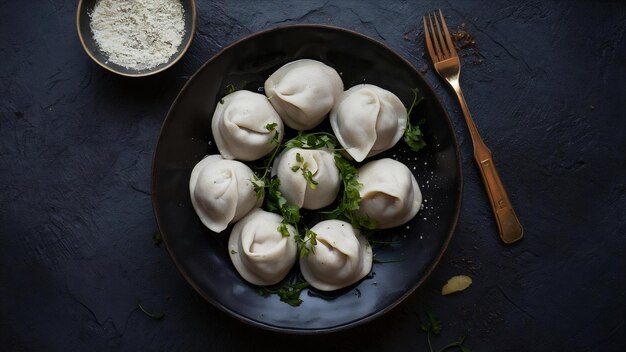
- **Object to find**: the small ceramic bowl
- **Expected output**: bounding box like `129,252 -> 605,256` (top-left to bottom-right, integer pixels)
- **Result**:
76,0 -> 196,77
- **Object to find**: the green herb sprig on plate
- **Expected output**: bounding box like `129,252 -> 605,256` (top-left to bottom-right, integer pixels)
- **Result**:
404,88 -> 427,152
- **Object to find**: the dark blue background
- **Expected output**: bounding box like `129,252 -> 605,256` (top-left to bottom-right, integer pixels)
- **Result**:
1,1 -> 624,351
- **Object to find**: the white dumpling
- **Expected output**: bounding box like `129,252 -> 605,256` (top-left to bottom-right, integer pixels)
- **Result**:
189,155 -> 262,233
228,209 -> 298,286
264,59 -> 343,130
330,84 -> 407,162
272,148 -> 340,210
212,90 -> 283,161
357,158 -> 422,229
300,220 -> 373,291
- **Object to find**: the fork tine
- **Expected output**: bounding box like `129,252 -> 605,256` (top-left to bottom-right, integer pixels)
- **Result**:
423,16 -> 437,61
433,11 -> 450,59
438,9 -> 457,57
428,14 -> 444,61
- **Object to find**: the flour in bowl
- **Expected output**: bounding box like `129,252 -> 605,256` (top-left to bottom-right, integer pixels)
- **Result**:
90,0 -> 186,71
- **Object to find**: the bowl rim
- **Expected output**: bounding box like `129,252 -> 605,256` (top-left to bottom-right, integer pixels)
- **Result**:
150,23 -> 463,334
75,0 -> 197,77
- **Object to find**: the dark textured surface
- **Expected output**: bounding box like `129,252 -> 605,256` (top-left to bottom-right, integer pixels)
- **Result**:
1,0 -> 624,351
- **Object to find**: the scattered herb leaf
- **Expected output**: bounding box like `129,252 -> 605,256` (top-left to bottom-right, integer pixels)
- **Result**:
225,83 -> 237,95
152,231 -> 162,246
420,311 -> 470,352
258,277 -> 310,307
404,88 -> 427,152
421,311 -> 442,335
230,249 -> 238,254
265,122 -> 278,132
137,301 -> 164,321
219,84 -> 239,104
296,228 -> 318,258
250,123 -> 282,201
324,153 -> 376,230
284,131 -> 338,150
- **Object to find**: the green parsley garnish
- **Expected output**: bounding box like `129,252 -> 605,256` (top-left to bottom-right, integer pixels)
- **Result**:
225,83 -> 237,95
420,312 -> 470,352
152,231 -> 162,246
284,131 -> 338,150
137,300 -> 164,321
296,228 -> 318,258
325,153 -> 376,230
404,88 -> 427,152
290,152 -> 318,190
218,84 -> 239,104
265,122 -> 278,131
251,123 -> 282,200
258,277 -> 310,307
261,176 -> 300,239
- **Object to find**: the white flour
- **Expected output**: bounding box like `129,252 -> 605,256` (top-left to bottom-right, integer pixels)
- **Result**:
90,0 -> 186,71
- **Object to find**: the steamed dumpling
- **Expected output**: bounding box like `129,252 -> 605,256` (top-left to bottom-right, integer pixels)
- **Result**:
264,59 -> 343,130
357,158 -> 422,229
189,155 -> 262,233
212,90 -> 283,161
300,220 -> 373,291
272,148 -> 340,210
228,209 -> 298,286
330,84 -> 407,162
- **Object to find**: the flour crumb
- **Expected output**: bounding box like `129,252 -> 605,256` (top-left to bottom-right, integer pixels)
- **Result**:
90,0 -> 186,71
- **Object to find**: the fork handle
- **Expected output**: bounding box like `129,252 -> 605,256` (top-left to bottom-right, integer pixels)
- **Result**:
474,143 -> 524,244
452,84 -> 524,244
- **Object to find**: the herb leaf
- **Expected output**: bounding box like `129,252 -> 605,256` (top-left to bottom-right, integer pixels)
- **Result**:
285,131 -> 338,150
137,301 -> 164,321
404,88 -> 427,152
423,311 -> 442,335
296,228 -> 318,258
219,84 -> 240,104
325,152 -> 376,230
258,277 -> 310,307
265,122 -> 277,131
225,83 -> 237,95
420,311 -> 470,352
152,231 -> 162,246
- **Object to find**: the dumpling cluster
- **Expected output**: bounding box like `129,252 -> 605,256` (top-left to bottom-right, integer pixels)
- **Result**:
265,59 -> 343,130
300,220 -> 373,291
272,147 -> 340,210
189,58 -> 424,293
330,84 -> 407,162
189,155 -> 262,233
228,209 -> 298,286
357,158 -> 422,229
212,90 -> 284,161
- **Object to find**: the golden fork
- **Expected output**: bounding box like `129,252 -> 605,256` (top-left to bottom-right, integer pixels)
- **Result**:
423,10 -> 523,244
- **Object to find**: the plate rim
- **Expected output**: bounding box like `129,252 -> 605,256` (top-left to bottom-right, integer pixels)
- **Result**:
151,23 -> 463,334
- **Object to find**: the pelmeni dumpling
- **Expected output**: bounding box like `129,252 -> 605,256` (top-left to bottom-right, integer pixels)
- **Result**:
228,209 -> 298,286
264,59 -> 343,130
189,155 -> 262,233
330,84 -> 407,162
357,158 -> 422,229
300,220 -> 373,291
272,148 -> 340,210
212,90 -> 283,161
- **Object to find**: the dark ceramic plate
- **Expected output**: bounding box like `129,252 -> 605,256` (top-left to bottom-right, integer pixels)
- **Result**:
151,25 -> 462,333
76,0 -> 197,77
